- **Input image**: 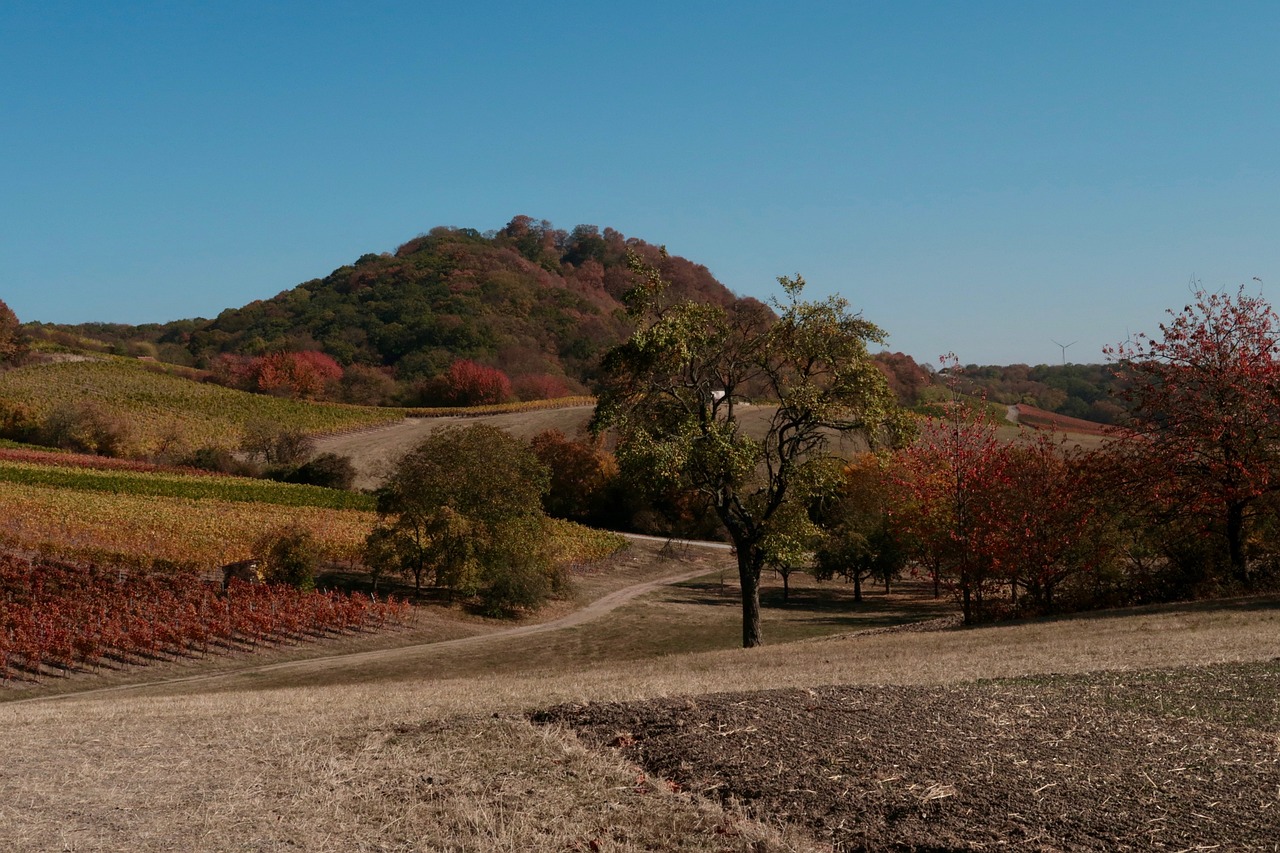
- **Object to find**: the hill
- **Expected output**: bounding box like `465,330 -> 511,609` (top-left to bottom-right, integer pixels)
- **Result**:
42,217 -> 744,405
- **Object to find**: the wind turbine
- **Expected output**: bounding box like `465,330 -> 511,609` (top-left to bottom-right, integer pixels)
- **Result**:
1051,338 -> 1077,366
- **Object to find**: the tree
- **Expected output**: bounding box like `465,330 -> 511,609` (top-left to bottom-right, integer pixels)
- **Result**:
240,421 -> 314,466
1106,285 -> 1280,588
255,350 -> 344,399
255,525 -> 319,590
593,251 -> 911,647
443,359 -> 512,406
889,398 -> 1010,624
0,298 -> 28,366
813,454 -> 903,602
368,424 -> 561,613
529,429 -> 619,524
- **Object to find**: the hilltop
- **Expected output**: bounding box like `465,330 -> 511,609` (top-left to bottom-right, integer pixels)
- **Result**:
36,217 -> 744,404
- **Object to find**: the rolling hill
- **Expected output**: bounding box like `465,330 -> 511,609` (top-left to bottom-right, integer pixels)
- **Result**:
45,217 -> 746,402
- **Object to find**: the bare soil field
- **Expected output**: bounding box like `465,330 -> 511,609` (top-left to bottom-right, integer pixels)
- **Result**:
539,657 -> 1280,851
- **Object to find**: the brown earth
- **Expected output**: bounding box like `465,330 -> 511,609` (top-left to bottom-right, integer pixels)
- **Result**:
537,656 -> 1280,852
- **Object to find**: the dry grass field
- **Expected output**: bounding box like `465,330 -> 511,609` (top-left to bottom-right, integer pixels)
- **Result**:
2,534 -> 1277,851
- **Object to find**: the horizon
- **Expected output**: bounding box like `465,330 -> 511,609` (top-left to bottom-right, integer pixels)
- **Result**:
4,2 -> 1278,366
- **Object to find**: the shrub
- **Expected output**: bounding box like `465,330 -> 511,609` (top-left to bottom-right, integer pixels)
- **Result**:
37,401 -> 132,457
283,452 -> 356,491
255,524 -> 319,591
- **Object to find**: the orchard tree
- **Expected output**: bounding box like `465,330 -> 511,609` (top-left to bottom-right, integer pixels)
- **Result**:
1107,285 -> 1280,588
889,397 -> 1010,624
813,454 -> 903,603
593,250 -> 911,647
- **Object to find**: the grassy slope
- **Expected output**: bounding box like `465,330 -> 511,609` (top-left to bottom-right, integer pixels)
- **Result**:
0,358 -> 402,454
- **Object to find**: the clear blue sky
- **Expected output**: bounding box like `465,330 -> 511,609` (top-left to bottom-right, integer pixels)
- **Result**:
4,1 -> 1278,366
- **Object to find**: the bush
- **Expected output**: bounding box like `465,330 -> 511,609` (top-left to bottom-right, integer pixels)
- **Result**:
37,402 -> 132,457
282,452 -> 356,490
179,446 -> 260,476
255,524 -> 319,590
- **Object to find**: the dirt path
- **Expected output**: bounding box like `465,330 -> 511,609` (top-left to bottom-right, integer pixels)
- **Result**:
315,406 -> 596,489
10,536 -> 723,705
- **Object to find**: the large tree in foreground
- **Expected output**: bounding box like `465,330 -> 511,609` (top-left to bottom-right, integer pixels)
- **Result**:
1107,285 -> 1280,588
593,251 -> 911,647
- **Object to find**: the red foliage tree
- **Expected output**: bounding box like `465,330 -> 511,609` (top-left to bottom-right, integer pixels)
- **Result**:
210,351 -> 343,400
439,359 -> 512,406
890,399 -> 1011,624
255,351 -> 344,400
1106,285 -> 1280,587
513,373 -> 573,402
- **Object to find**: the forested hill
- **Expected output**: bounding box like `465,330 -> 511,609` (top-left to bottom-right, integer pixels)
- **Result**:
48,217 -> 742,402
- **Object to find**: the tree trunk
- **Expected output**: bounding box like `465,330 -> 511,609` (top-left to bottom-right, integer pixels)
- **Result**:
853,571 -> 862,603
738,548 -> 763,648
781,570 -> 789,604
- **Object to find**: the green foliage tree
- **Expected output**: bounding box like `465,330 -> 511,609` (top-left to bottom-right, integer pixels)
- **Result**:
593,251 -> 912,647
255,524 -> 319,590
368,424 -> 561,614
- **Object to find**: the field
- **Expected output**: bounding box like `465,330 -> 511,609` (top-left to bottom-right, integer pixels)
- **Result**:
1,534 -> 1276,851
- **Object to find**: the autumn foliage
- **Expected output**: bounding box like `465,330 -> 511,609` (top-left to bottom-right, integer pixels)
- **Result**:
1106,285 -> 1280,588
442,359 -> 512,406
212,350 -> 343,399
0,298 -> 27,366
0,551 -> 410,683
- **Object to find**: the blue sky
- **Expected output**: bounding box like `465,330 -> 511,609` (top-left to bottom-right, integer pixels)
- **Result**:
4,1 -> 1278,366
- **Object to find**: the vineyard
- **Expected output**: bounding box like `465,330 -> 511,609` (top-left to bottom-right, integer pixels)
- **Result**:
0,444 -> 224,476
0,456 -> 376,511
0,479 -> 376,568
0,358 -> 403,454
0,551 -> 412,683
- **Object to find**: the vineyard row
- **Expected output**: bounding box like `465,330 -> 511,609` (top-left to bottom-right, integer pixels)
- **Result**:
0,552 -> 412,683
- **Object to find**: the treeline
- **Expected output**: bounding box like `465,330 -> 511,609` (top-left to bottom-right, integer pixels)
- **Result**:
26,216 -> 740,408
